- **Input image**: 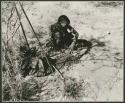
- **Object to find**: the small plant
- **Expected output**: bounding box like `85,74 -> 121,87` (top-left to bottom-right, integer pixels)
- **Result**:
63,77 -> 84,101
2,83 -> 12,101
21,77 -> 40,101
19,42 -> 39,77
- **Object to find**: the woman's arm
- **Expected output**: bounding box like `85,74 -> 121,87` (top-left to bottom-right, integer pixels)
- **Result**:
67,25 -> 79,52
68,25 -> 79,40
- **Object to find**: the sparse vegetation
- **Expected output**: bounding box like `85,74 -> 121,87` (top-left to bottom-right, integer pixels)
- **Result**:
2,1 -> 123,102
63,77 -> 85,101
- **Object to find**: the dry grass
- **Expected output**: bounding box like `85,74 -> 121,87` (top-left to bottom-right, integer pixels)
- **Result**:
2,1 -> 123,101
63,77 -> 85,101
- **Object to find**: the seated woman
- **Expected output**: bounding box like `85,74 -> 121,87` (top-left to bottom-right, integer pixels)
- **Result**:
49,15 -> 79,50
49,15 -> 92,54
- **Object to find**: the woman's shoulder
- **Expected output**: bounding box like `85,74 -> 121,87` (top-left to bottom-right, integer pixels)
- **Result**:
50,22 -> 61,30
51,22 -> 60,27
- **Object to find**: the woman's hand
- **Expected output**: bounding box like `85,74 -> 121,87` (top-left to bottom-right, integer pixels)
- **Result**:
69,40 -> 76,53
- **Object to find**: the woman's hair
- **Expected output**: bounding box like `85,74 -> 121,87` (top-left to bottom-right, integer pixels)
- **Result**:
58,15 -> 70,24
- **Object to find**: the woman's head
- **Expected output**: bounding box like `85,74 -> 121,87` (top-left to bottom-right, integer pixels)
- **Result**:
58,15 -> 70,27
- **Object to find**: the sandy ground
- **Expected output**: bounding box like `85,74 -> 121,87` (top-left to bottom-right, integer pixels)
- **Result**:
2,1 -> 124,102
22,1 -> 123,101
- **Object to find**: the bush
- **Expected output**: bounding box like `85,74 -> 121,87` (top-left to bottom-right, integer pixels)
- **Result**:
2,83 -> 12,101
21,77 -> 41,101
63,77 -> 85,101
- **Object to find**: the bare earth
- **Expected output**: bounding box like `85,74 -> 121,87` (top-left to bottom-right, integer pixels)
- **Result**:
2,1 -> 124,102
24,1 -> 123,101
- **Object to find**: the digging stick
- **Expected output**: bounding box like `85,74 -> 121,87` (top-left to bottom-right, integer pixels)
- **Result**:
19,2 -> 64,79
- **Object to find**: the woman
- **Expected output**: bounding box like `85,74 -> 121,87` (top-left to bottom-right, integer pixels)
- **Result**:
50,15 -> 79,50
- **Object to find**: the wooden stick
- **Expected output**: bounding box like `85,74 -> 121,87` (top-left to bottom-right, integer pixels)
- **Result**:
14,3 -> 30,50
19,2 -> 65,80
51,64 -> 65,80
7,24 -> 21,43
19,2 -> 54,73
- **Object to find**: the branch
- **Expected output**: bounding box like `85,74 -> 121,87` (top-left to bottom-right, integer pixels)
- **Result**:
51,64 -> 65,80
14,3 -> 30,49
8,6 -> 15,22
7,24 -> 21,43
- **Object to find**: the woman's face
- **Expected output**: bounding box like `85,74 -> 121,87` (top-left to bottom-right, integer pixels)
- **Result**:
60,21 -> 67,27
